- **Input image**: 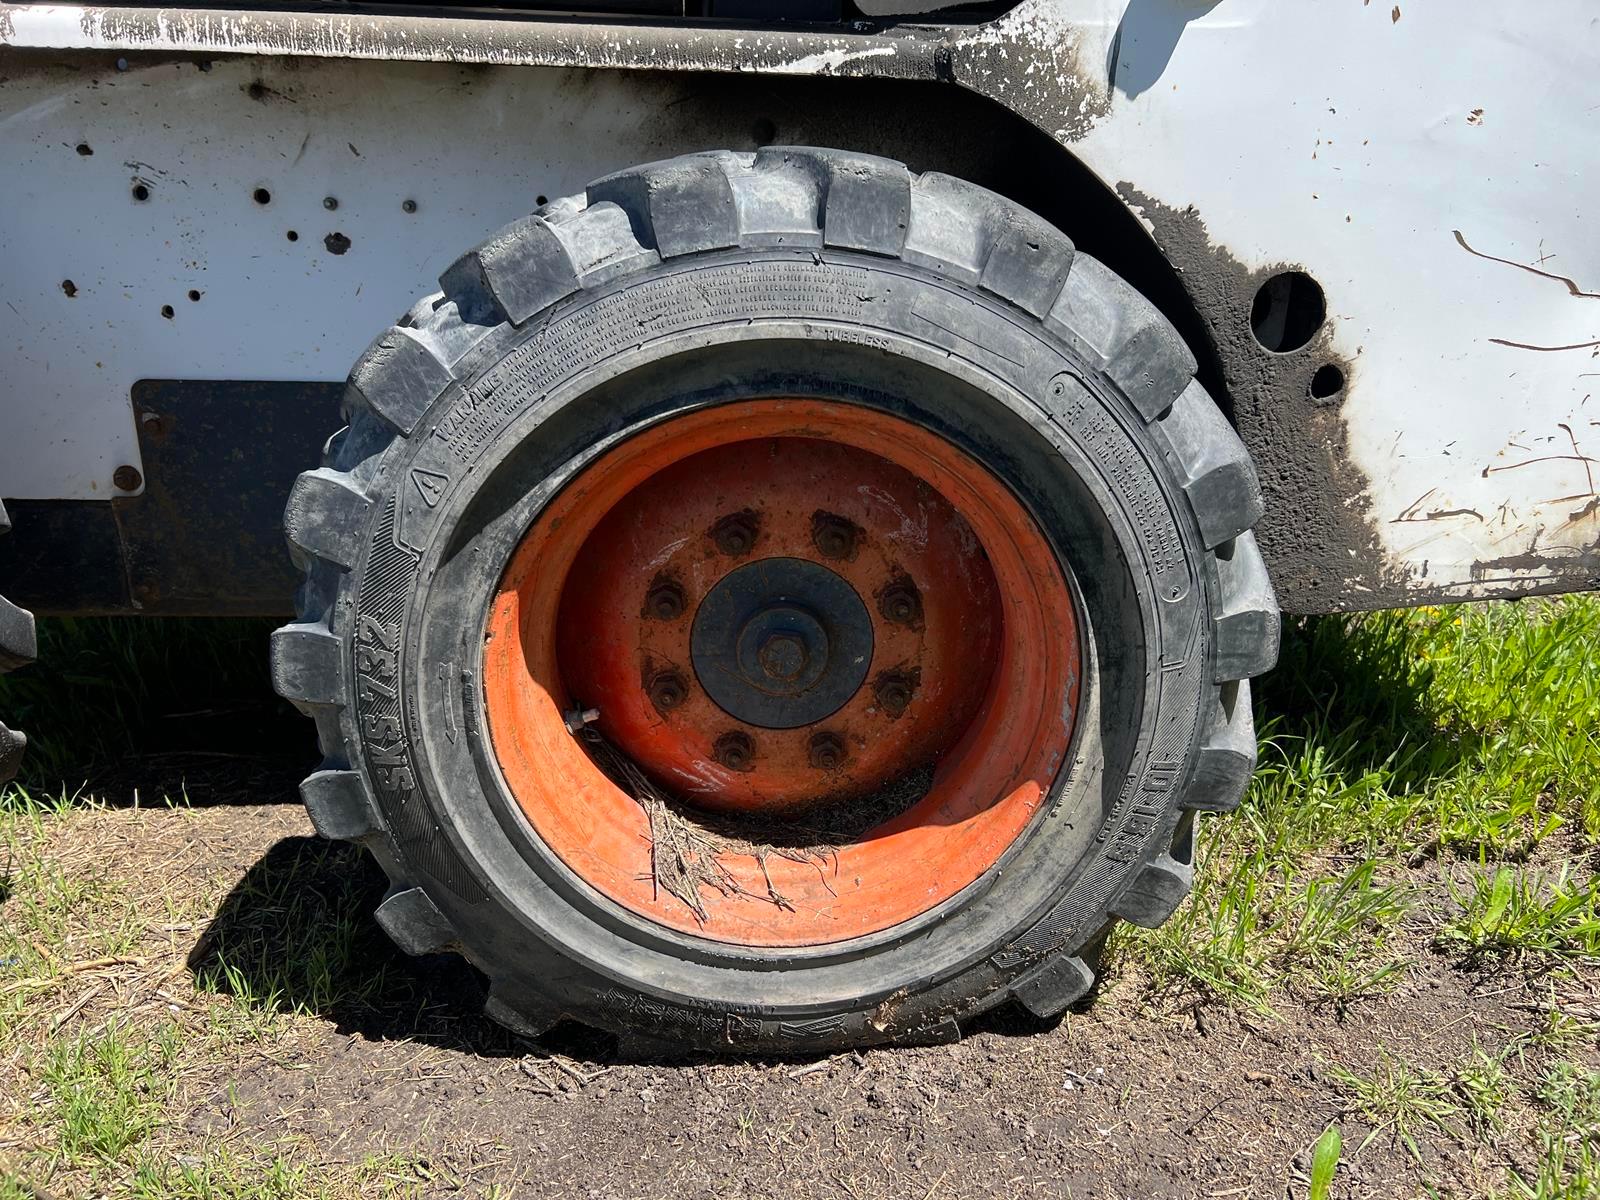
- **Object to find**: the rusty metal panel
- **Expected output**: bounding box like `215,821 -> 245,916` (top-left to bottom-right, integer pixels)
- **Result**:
120,380 -> 337,612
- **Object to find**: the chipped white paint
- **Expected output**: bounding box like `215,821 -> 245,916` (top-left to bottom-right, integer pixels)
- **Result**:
0,0 -> 1596,599
1054,0 -> 1600,597
0,3 -> 935,75
764,44 -> 900,75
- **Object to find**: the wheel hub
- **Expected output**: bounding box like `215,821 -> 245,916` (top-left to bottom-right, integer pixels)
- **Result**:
484,399 -> 1079,946
693,558 -> 874,729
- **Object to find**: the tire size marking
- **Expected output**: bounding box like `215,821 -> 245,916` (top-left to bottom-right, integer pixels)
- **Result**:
358,615 -> 416,793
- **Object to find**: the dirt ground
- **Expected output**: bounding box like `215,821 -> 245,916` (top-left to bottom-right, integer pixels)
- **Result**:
7,777 -> 1593,1200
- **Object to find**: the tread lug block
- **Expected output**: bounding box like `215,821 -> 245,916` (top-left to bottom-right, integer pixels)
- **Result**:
1108,324 -> 1199,422
979,213 -> 1075,319
761,147 -> 911,257
1212,533 -> 1282,682
346,325 -> 455,436
1046,255 -> 1196,420
270,622 -> 344,712
0,721 -> 25,784
397,290 -> 444,330
483,987 -> 563,1042
300,768 -> 381,841
588,155 -> 741,259
1009,952 -> 1095,1019
0,594 -> 36,673
729,155 -> 823,247
904,174 -> 1075,316
440,214 -> 579,326
1188,680 -> 1257,813
543,202 -> 661,287
283,468 -> 370,572
1112,853 -> 1193,928
903,173 -> 1006,282
375,887 -> 460,957
1,498 -> 34,784
1157,379 -> 1266,549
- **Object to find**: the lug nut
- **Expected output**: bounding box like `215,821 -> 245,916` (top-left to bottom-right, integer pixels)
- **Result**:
711,511 -> 760,557
811,512 -> 860,560
874,672 -> 915,719
644,580 -> 686,621
647,669 -> 689,715
808,732 -> 847,771
713,731 -> 755,772
878,580 -> 922,626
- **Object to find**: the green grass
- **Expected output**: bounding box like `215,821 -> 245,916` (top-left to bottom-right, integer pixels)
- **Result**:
1120,598 -> 1600,1197
190,838 -> 410,1030
1328,1046 -> 1466,1163
1326,1040 -> 1600,1197
38,1022 -> 180,1164
4,1012 -> 431,1199
1508,1064 -> 1600,1199
1437,866 -> 1600,963
1126,598 -> 1600,1007
0,788 -> 140,1042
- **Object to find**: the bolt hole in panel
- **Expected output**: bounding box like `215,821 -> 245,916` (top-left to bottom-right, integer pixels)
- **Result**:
1310,363 -> 1345,401
1249,269 -> 1326,353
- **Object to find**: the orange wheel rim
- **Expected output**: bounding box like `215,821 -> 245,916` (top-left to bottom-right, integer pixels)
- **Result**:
484,399 -> 1080,947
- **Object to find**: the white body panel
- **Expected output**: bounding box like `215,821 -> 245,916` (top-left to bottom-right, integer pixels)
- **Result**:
1,0 -> 1596,601
1070,0 -> 1600,598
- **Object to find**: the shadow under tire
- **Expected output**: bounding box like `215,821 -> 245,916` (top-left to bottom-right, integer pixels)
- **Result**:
272,148 -> 1280,1053
0,499 -> 36,783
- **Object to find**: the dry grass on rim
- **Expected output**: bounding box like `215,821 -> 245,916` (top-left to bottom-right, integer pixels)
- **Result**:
580,729 -> 932,921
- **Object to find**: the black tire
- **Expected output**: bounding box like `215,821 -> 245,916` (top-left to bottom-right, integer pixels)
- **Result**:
273,148 -> 1279,1053
0,499 -> 36,783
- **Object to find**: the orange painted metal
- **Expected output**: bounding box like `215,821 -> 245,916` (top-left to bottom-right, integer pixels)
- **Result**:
483,400 -> 1079,947
558,436 -> 1000,814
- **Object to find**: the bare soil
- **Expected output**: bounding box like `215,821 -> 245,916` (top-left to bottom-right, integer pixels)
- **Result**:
8,786 -> 1594,1200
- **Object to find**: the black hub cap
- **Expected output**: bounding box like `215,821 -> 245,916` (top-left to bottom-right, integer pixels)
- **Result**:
691,557 -> 874,729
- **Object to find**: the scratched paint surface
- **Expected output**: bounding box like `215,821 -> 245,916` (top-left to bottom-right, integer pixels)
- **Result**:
1061,0 -> 1600,597
0,0 -> 1596,601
